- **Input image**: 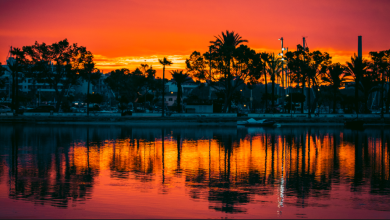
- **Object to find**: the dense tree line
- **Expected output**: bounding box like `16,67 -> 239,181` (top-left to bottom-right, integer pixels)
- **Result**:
3,33 -> 390,115
186,31 -> 390,115
4,39 -> 100,113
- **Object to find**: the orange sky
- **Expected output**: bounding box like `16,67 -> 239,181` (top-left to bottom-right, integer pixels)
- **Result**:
1,0 -> 390,78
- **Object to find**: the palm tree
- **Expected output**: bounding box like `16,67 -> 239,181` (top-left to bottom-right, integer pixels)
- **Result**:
7,48 -> 25,114
210,31 -> 248,113
266,53 -> 282,110
210,30 -> 248,49
260,52 -> 270,111
322,63 -> 348,113
79,53 -> 100,116
0,62 -> 5,88
158,57 -> 173,116
345,54 -> 369,114
171,70 -> 191,113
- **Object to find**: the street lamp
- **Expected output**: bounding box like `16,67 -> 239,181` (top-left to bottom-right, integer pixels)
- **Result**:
278,37 -> 287,112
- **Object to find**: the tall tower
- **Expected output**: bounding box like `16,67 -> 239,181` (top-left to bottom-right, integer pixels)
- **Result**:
358,36 -> 362,59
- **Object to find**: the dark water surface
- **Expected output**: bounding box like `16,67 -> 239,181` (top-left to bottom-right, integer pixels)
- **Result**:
0,125 -> 389,219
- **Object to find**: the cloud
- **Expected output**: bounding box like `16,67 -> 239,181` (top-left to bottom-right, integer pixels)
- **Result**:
94,54 -> 188,72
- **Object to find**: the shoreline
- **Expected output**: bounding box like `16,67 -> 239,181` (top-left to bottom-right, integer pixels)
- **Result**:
1,115 -> 389,126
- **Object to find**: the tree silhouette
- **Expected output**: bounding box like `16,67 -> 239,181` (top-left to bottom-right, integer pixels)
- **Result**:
285,45 -> 308,113
209,31 -> 248,112
158,57 -> 173,116
7,48 -> 25,113
266,53 -> 282,110
22,39 -> 90,112
260,52 -> 270,111
187,32 -> 261,113
139,63 -> 156,109
345,54 -> 369,114
0,62 -> 5,89
306,50 -> 331,114
79,52 -> 101,116
210,30 -> 248,49
105,68 -> 149,110
369,51 -> 389,117
322,63 -> 348,113
359,67 -> 380,113
171,70 -> 191,113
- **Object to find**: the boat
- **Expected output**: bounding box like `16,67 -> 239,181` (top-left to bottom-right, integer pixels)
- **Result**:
344,118 -> 364,130
237,118 -> 276,127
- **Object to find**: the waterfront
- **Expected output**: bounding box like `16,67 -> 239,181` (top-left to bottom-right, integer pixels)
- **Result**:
0,125 -> 389,219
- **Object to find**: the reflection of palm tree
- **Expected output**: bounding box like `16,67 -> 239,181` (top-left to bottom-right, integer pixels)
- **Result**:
158,57 -> 173,117
161,129 -> 165,184
171,70 -> 191,113
321,63 -> 348,113
8,126 -> 97,208
175,133 -> 182,175
208,134 -> 250,213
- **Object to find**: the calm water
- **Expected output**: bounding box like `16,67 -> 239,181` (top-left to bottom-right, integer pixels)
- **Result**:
0,125 -> 389,219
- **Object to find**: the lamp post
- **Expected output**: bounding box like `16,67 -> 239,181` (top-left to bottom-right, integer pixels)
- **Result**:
278,38 -> 287,113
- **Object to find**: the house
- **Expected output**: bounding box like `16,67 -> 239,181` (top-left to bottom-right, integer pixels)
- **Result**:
165,91 -> 177,107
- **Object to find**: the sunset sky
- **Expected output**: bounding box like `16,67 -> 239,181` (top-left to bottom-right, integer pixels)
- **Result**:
1,0 -> 390,78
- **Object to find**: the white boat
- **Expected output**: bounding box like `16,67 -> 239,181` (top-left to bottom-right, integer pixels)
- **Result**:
237,118 -> 276,127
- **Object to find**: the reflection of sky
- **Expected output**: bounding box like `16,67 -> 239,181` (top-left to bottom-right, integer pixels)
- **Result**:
0,125 -> 389,218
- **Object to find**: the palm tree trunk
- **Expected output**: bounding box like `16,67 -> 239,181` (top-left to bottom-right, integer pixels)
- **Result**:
381,71 -> 384,118
355,78 -> 359,115
386,79 -> 390,113
55,83 -> 67,112
162,66 -> 165,117
177,83 -> 181,113
87,80 -> 90,116
15,71 -> 19,113
308,77 -> 311,117
301,77 -> 305,114
333,87 -> 337,114
222,91 -> 230,113
11,72 -> 15,112
386,75 -> 389,114
265,68 -> 268,112
271,76 -> 275,110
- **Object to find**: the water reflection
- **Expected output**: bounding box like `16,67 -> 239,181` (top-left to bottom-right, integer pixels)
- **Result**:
0,125 -> 389,215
